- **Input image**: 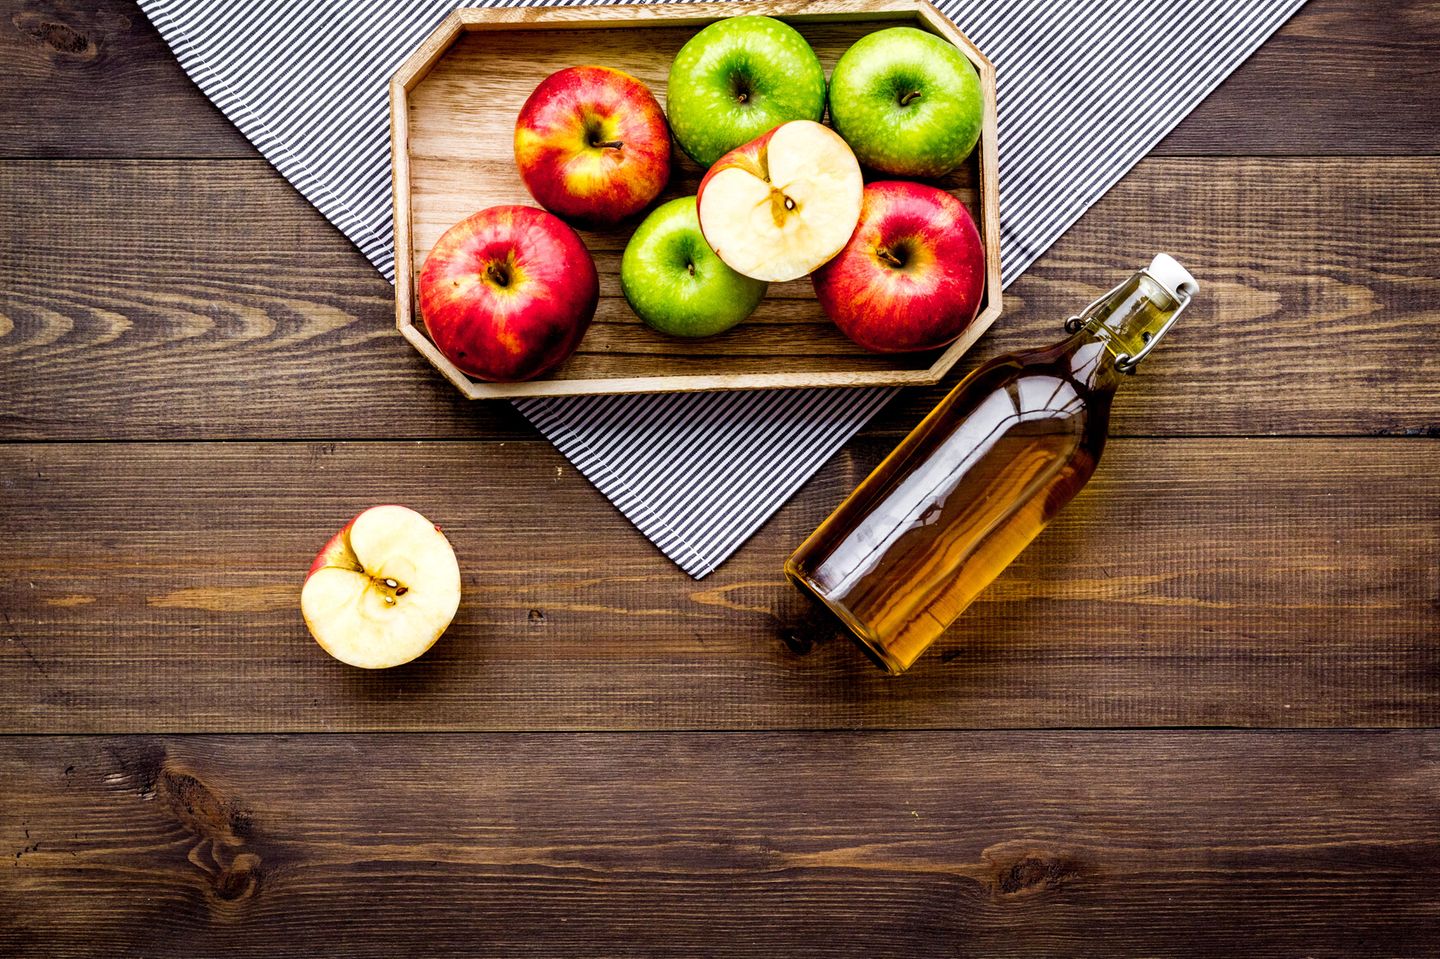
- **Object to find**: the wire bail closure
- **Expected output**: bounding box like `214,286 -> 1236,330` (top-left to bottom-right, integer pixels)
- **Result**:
1062,269 -> 1193,374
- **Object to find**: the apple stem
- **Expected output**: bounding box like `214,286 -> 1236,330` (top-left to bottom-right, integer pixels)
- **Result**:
900,90 -> 923,106
878,248 -> 905,268
593,139 -> 624,151
486,263 -> 510,287
687,261 -> 695,277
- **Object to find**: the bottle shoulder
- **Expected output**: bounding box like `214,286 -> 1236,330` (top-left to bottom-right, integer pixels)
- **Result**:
911,337 -> 1111,472
961,337 -> 1115,410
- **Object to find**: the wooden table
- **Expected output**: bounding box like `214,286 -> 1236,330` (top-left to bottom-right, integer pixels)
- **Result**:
2,0 -> 1437,953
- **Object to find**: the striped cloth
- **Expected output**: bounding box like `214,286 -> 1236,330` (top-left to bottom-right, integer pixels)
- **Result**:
140,0 -> 1304,577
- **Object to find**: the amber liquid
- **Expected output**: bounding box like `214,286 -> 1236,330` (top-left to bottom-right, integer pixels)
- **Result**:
786,276 -> 1178,673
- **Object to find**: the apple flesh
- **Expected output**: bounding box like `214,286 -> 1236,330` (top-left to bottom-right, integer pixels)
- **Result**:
301,505 -> 461,669
667,15 -> 827,167
812,180 -> 986,353
621,196 -> 768,337
514,65 -> 671,225
419,205 -> 599,382
696,120 -> 864,283
828,27 -> 984,178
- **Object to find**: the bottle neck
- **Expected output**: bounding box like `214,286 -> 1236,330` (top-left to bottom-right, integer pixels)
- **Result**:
1070,271 -> 1188,387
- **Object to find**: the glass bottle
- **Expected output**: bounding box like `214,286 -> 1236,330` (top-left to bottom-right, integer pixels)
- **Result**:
785,255 -> 1198,674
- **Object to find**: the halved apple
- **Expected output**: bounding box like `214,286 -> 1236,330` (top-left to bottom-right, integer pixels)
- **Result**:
300,505 -> 461,669
696,120 -> 864,283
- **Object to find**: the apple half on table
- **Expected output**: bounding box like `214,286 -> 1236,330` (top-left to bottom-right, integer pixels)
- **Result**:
301,505 -> 461,669
696,120 -> 864,283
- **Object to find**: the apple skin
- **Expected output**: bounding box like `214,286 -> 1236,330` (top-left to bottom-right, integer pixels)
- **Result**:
621,196 -> 768,337
695,123 -> 776,203
419,205 -> 599,382
667,15 -> 826,167
514,66 -> 671,225
812,181 -> 986,353
827,27 -> 984,178
308,521 -> 356,579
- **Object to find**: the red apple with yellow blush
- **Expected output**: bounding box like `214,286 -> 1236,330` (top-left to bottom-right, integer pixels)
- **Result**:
812,181 -> 985,353
419,205 -> 599,382
514,65 -> 671,225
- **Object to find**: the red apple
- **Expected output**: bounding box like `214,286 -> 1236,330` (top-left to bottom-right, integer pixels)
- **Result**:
812,181 -> 985,353
696,120 -> 863,283
301,505 -> 461,669
419,205 -> 599,382
514,65 -> 671,224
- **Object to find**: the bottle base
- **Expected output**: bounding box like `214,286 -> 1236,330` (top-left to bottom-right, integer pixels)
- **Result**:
783,562 -> 908,676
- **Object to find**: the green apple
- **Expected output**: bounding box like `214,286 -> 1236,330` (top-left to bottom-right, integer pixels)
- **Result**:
827,27 -> 984,178
666,15 -> 826,167
621,196 -> 768,337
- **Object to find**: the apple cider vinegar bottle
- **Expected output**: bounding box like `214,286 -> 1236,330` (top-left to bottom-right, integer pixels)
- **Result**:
785,255 -> 1198,674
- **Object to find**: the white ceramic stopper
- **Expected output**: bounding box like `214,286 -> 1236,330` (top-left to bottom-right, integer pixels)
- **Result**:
1148,253 -> 1198,298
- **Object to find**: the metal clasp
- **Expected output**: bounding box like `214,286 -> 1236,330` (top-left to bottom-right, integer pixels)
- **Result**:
1062,280 -> 1125,335
1062,269 -> 1193,374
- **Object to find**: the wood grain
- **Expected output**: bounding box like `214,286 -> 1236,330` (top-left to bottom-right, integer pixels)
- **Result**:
4,0 -> 1435,159
0,437 -> 1434,732
2,732 -> 1437,956
3,2 -> 1438,950
4,156 -> 1436,439
0,0 -> 250,158
1157,0 -> 1440,156
393,6 -> 1002,397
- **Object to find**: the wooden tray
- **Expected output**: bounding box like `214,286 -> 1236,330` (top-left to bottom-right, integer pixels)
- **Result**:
390,0 -> 1000,399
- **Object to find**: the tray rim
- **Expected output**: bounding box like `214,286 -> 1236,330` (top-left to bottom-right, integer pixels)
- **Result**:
390,0 -> 1002,400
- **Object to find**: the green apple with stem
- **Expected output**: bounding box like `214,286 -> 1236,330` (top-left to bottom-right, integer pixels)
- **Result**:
827,27 -> 984,178
667,15 -> 826,167
621,196 -> 768,337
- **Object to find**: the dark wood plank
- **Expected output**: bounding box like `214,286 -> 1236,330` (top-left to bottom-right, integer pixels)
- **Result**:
1,438 -> 1434,732
2,732 -> 1437,956
4,156 -> 1438,441
3,0 -> 1435,159
0,0 -> 251,158
1156,0 -> 1440,156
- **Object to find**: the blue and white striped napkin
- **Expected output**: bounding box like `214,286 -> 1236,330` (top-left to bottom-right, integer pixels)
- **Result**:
140,0 -> 1304,577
